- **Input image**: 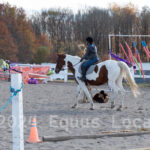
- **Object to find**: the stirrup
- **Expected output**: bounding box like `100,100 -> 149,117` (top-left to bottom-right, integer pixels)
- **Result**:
78,76 -> 86,81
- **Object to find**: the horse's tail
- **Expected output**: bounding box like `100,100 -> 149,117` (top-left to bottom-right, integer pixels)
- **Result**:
117,61 -> 140,97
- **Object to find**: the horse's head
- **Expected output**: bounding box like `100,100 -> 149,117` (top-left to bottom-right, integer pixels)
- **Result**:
55,54 -> 66,73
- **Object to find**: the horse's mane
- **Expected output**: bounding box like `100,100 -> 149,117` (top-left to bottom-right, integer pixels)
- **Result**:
66,54 -> 81,60
74,56 -> 81,59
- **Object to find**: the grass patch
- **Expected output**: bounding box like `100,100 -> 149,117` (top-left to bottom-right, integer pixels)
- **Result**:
122,81 -> 150,87
137,83 -> 150,87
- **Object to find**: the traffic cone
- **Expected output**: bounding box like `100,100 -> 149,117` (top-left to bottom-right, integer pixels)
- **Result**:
27,117 -> 42,143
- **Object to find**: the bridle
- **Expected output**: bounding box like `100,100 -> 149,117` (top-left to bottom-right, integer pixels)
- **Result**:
58,61 -> 80,71
72,61 -> 80,67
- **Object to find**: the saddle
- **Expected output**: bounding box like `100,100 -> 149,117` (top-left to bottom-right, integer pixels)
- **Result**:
78,61 -> 98,75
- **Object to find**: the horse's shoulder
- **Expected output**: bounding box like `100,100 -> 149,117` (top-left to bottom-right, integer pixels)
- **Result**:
75,56 -> 81,59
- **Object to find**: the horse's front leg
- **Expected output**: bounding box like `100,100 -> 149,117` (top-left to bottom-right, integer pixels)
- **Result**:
78,90 -> 87,103
78,80 -> 94,110
72,85 -> 81,108
81,87 -> 90,103
77,85 -> 91,104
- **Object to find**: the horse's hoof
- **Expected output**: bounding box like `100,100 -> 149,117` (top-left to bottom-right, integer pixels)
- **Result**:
89,107 -> 94,110
116,106 -> 123,111
111,105 -> 115,109
71,104 -> 77,108
111,102 -> 115,109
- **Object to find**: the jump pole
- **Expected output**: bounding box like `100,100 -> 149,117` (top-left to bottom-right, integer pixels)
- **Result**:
11,74 -> 24,150
43,130 -> 150,142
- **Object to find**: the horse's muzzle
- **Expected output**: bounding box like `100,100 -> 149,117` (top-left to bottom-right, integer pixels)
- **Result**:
55,68 -> 59,74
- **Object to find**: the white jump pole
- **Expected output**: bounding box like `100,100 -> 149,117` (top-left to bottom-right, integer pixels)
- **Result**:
11,74 -> 24,150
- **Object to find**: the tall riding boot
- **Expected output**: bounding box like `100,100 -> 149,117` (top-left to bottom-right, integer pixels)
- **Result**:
78,67 -> 87,81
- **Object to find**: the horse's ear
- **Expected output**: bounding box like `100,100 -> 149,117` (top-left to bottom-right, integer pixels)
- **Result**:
56,53 -> 66,58
62,53 -> 66,58
56,53 -> 60,57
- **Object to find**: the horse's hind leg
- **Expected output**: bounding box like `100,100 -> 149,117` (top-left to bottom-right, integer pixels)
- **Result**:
116,76 -> 125,111
108,65 -> 121,109
108,80 -> 119,109
116,91 -> 125,111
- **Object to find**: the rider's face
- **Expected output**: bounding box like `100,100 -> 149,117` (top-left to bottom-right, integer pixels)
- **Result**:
86,42 -> 89,45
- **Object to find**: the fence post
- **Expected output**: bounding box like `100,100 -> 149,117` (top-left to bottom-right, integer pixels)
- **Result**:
64,63 -> 68,82
11,74 -> 24,150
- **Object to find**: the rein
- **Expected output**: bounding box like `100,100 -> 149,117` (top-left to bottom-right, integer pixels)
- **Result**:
63,61 -> 80,71
73,61 -> 80,67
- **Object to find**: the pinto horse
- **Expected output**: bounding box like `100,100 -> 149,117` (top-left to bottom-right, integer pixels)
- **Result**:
55,54 -> 139,110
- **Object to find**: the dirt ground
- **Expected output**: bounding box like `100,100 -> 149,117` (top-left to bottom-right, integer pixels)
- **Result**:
0,80 -> 150,150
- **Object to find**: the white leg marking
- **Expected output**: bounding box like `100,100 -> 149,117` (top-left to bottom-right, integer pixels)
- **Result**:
116,75 -> 125,111
77,80 -> 94,110
108,80 -> 119,109
107,65 -> 120,109
72,85 -> 80,108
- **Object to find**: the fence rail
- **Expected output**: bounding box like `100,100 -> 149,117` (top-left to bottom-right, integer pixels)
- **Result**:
0,63 -> 150,83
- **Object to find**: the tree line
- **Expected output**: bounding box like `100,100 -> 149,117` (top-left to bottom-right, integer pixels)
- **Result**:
0,3 -> 150,63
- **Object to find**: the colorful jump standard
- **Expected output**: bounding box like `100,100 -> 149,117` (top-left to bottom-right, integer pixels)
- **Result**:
125,42 -> 136,72
142,41 -> 150,58
133,41 -> 144,78
120,43 -> 130,63
133,41 -> 137,59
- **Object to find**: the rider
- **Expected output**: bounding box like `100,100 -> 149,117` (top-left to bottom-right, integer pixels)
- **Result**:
78,37 -> 99,81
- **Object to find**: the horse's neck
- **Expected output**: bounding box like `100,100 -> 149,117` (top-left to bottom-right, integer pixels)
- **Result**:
65,55 -> 80,74
66,55 -> 80,64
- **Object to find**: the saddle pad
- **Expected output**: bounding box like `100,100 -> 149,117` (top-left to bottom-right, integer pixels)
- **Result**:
78,63 -> 97,75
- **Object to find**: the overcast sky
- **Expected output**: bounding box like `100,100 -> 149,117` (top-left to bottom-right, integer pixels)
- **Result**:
0,0 -> 150,15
